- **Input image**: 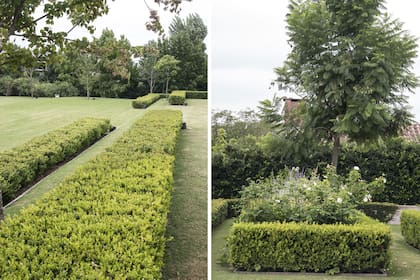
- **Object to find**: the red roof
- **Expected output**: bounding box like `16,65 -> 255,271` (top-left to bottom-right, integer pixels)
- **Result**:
401,123 -> 420,142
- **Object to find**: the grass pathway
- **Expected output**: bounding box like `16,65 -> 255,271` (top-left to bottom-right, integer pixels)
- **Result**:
157,100 -> 208,280
212,219 -> 420,280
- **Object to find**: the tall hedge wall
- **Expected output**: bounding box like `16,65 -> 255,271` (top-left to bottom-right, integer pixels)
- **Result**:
228,219 -> 391,274
401,210 -> 420,249
212,137 -> 419,204
0,118 -> 111,204
186,91 -> 207,99
0,110 -> 183,279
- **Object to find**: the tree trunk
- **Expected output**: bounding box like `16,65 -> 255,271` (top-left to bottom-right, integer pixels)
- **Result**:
0,189 -> 4,221
331,134 -> 340,167
165,77 -> 170,94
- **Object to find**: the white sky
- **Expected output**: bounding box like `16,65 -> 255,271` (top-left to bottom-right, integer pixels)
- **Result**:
211,0 -> 420,121
17,0 -> 209,47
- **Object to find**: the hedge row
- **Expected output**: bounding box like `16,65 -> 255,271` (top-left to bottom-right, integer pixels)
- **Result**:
212,198 -> 242,228
168,90 -> 186,105
132,93 -> 162,108
228,216 -> 391,274
0,118 -> 111,204
357,202 -> 398,223
0,110 -> 183,279
401,210 -> 420,249
186,90 -> 207,99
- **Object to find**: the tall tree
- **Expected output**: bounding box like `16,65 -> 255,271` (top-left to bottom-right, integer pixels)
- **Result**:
155,54 -> 180,93
138,41 -> 160,93
275,0 -> 418,167
160,13 -> 207,90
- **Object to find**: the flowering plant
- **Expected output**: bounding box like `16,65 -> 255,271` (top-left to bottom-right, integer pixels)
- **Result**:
239,166 -> 385,224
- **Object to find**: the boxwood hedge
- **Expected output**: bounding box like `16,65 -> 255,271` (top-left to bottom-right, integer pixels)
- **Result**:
212,199 -> 229,228
132,93 -> 161,108
357,202 -> 398,223
168,91 -> 186,105
0,110 -> 183,279
228,216 -> 391,274
401,210 -> 420,249
0,118 -> 111,204
186,91 -> 207,99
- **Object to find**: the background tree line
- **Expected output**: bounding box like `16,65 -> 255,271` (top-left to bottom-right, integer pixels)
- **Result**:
0,14 -> 207,98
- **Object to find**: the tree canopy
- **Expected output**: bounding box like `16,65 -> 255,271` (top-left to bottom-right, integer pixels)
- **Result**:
274,0 -> 418,166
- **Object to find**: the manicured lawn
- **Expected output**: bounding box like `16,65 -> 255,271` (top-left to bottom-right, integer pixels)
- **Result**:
212,219 -> 420,280
0,96 -> 141,151
157,99 -> 208,279
3,96 -> 146,215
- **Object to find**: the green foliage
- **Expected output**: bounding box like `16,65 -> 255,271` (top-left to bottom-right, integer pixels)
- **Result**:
154,54 -> 180,94
132,93 -> 162,109
0,118 -> 111,204
168,90 -> 186,105
339,139 -> 420,204
400,210 -> 420,249
275,0 -> 418,166
0,110 -> 182,279
357,202 -> 398,223
228,218 -> 391,273
212,199 -> 229,228
239,167 -> 384,225
0,75 -> 13,95
212,133 -> 419,204
186,90 -> 207,99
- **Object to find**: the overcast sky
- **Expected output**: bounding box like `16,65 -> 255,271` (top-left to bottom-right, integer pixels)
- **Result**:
211,0 -> 420,121
29,0 -> 209,47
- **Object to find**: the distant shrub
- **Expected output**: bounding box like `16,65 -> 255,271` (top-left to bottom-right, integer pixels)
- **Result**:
0,118 -> 111,203
357,202 -> 398,223
132,93 -> 161,108
168,90 -> 186,105
228,217 -> 391,273
11,77 -> 33,96
186,90 -> 207,99
401,210 -> 420,249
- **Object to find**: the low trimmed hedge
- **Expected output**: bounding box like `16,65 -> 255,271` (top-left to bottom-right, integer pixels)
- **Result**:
186,90 -> 207,99
228,216 -> 391,274
358,202 -> 398,223
0,110 -> 183,279
212,198 -> 242,228
168,90 -> 186,105
0,118 -> 111,204
401,210 -> 420,249
132,93 -> 161,108
212,199 -> 229,228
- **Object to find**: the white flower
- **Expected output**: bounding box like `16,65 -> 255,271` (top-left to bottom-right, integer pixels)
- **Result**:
337,197 -> 343,204
347,192 -> 352,196
275,199 -> 281,203
383,178 -> 387,183
353,166 -> 360,171
307,187 -> 311,191
363,194 -> 372,202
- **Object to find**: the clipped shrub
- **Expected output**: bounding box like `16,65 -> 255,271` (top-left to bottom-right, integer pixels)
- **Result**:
0,110 -> 183,279
132,93 -> 161,108
357,202 -> 398,223
0,118 -> 111,204
186,90 -> 207,99
212,199 -> 229,227
228,217 -> 391,273
401,210 -> 420,249
168,90 -> 186,105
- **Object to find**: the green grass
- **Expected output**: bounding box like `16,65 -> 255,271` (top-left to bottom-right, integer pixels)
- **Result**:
0,96 -> 141,151
212,219 -> 420,280
157,100 -> 208,279
2,96 -> 146,215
